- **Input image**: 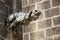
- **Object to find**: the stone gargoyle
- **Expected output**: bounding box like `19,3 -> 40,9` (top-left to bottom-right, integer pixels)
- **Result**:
6,10 -> 41,39
7,10 -> 41,29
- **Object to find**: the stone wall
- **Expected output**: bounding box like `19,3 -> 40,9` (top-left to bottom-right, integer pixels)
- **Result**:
22,0 -> 60,40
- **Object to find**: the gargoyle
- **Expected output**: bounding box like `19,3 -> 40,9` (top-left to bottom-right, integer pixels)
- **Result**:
7,10 -> 41,29
6,10 -> 41,39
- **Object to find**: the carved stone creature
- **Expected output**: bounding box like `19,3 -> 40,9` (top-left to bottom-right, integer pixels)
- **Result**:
8,10 -> 41,28
6,10 -> 41,40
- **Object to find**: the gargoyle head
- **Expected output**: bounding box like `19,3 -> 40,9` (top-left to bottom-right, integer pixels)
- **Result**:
29,10 -> 41,21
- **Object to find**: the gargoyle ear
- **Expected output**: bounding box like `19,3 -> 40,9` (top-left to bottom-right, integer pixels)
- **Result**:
29,11 -> 33,17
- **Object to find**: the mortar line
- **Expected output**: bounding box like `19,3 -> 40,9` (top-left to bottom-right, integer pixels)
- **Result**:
35,3 -> 37,10
36,21 -> 38,31
50,0 -> 52,8
28,0 -> 29,5
44,29 -> 46,38
51,18 -> 54,27
29,33 -> 31,40
42,10 -> 45,19
23,33 -> 24,40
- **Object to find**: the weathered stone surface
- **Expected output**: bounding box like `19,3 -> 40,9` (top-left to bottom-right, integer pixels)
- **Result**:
37,0 -> 50,10
22,0 -> 28,6
22,5 -> 35,13
54,36 -> 60,40
24,34 -> 29,40
30,30 -> 44,40
45,8 -> 59,18
24,23 -> 36,33
52,0 -> 60,6
46,26 -> 60,37
38,19 -> 51,29
53,16 -> 60,25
